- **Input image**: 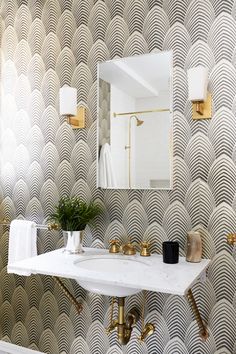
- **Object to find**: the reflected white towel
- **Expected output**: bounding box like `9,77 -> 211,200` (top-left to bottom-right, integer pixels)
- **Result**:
7,220 -> 37,276
99,143 -> 117,188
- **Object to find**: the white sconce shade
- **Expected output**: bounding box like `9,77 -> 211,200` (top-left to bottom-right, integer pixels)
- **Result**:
187,66 -> 209,102
59,86 -> 77,116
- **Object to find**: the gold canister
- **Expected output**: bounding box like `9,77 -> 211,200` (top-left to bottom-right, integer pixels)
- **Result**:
186,231 -> 202,263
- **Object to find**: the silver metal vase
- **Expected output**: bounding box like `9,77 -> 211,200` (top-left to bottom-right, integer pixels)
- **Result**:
63,230 -> 84,254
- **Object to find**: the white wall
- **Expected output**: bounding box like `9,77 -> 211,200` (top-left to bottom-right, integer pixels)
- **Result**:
134,92 -> 171,188
109,87 -> 171,189
110,85 -> 135,188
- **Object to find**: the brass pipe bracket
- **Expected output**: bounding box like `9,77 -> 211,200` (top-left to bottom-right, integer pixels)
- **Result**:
227,234 -> 236,246
187,289 -> 209,341
53,276 -> 83,315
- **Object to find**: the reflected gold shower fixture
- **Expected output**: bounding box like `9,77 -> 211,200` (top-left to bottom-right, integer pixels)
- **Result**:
135,117 -> 144,126
125,115 -> 144,151
129,115 -> 144,127
124,115 -> 144,188
114,107 -> 169,188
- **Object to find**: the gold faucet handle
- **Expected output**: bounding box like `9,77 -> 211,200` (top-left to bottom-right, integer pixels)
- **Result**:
109,239 -> 120,253
140,241 -> 151,257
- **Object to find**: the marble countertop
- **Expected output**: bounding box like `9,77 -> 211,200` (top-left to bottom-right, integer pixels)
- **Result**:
8,248 -> 210,296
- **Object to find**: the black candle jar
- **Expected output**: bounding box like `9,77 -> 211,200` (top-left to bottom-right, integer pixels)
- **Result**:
162,241 -> 179,264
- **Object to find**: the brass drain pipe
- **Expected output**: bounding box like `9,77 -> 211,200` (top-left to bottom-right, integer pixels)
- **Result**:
117,297 -> 126,344
106,297 -> 139,345
117,297 -> 139,345
53,276 -> 83,314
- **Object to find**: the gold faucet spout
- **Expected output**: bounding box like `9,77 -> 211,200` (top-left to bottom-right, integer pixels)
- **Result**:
122,242 -> 136,255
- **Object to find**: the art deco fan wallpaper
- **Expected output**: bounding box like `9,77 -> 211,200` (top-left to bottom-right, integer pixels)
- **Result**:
0,0 -> 236,353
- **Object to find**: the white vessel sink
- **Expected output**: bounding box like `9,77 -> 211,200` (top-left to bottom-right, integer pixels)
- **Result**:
75,255 -> 149,296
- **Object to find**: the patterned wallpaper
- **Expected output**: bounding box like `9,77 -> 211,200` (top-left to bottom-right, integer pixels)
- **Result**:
99,79 -> 110,146
0,0 -> 236,353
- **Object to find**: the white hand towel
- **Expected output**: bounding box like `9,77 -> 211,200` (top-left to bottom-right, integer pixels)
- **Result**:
99,143 -> 117,188
7,220 -> 37,276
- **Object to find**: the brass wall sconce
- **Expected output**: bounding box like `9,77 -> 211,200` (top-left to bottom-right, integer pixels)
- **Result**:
59,86 -> 85,129
187,66 -> 212,120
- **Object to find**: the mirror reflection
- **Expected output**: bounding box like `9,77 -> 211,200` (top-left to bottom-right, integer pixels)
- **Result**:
97,51 -> 173,190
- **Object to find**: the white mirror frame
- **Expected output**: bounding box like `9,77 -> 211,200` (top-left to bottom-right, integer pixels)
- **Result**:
96,50 -> 173,190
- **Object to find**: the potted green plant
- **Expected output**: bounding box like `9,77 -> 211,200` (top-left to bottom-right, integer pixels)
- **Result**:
49,196 -> 100,254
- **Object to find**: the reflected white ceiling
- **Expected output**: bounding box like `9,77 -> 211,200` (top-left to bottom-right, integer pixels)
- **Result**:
99,51 -> 172,98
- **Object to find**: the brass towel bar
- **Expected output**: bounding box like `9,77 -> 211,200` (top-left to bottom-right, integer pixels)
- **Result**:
0,220 -> 59,231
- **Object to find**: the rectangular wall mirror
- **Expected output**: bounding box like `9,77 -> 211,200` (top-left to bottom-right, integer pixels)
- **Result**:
97,51 -> 173,190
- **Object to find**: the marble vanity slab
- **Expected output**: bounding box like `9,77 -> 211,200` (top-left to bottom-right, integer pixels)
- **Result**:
8,248 -> 210,296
